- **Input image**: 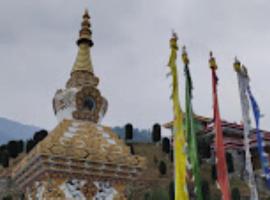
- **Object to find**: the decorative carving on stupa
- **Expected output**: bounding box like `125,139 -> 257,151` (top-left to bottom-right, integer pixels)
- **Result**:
12,9 -> 146,200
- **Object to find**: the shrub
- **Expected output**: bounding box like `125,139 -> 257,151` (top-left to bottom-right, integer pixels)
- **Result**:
144,192 -> 151,200
26,130 -> 48,153
226,152 -> 234,173
170,150 -> 174,163
0,151 -> 9,168
213,193 -> 221,200
162,137 -> 170,153
231,188 -> 241,200
125,123 -> 133,140
2,195 -> 12,200
7,140 -> 20,158
151,188 -> 169,200
211,164 -> 217,181
33,130 -> 48,143
152,124 -> 161,142
159,161 -> 167,175
198,137 -> 211,159
0,144 -> 7,151
26,139 -> 35,153
169,181 -> 174,200
201,179 -> 210,200
17,140 -> 24,154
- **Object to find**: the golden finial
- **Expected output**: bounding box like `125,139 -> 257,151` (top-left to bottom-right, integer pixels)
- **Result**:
170,31 -> 178,50
209,51 -> 217,70
71,10 -> 94,73
77,9 -> 93,46
172,31 -> 178,39
182,46 -> 189,65
83,9 -> 90,19
233,57 -> 242,72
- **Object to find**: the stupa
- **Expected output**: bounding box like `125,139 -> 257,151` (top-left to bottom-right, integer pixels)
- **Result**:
12,10 -> 145,199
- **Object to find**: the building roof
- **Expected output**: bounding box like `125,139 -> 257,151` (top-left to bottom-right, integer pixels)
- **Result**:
163,115 -> 270,150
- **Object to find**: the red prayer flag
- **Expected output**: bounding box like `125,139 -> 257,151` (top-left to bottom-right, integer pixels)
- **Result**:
210,59 -> 231,200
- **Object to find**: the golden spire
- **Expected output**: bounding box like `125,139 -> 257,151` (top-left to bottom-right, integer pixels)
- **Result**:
72,9 -> 94,73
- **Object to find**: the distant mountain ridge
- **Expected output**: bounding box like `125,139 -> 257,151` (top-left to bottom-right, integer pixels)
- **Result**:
0,117 -> 152,145
0,117 -> 41,144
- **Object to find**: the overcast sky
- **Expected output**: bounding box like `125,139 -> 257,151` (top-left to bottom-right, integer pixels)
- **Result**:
0,0 -> 269,132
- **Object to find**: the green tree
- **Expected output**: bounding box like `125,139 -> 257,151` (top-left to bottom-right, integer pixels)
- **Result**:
152,124 -> 161,142
213,193 -> 221,200
151,188 -> 169,200
162,137 -> 170,153
198,137 -> 211,159
26,130 -> 48,153
201,179 -> 210,200
226,152 -> 234,173
7,140 -> 19,158
0,144 -> 7,151
17,140 -> 24,154
170,149 -> 174,162
231,188 -> 241,200
211,164 -> 217,181
125,124 -> 133,140
144,192 -> 151,200
2,195 -> 12,200
169,181 -> 174,200
26,139 -> 35,153
33,130 -> 48,143
159,161 -> 167,175
0,150 -> 9,168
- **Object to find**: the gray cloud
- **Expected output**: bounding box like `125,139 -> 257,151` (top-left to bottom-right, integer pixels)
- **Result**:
0,0 -> 270,131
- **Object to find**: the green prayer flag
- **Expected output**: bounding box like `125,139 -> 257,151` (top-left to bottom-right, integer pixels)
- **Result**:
183,48 -> 203,200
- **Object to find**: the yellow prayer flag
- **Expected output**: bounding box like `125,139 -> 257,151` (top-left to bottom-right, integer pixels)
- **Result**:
168,33 -> 189,200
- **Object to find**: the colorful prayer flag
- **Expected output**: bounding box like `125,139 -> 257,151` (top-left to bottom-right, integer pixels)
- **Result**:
167,33 -> 189,200
209,52 -> 231,200
247,75 -> 270,188
182,46 -> 203,200
233,60 -> 258,200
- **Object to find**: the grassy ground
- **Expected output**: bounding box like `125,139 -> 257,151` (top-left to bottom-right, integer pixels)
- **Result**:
130,141 -> 270,200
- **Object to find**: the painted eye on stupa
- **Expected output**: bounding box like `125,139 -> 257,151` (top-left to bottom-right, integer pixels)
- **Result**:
83,96 -> 96,111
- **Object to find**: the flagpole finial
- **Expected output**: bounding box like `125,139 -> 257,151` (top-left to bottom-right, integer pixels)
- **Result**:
209,51 -> 218,70
170,31 -> 178,50
233,57 -> 241,72
182,46 -> 189,65
171,30 -> 178,39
